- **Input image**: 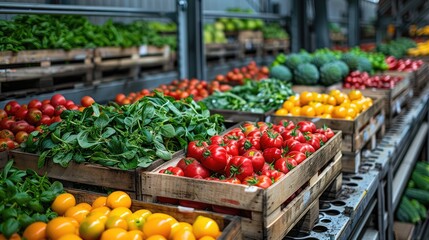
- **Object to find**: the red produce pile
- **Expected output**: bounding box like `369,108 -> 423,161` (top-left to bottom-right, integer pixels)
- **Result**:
386,56 -> 423,71
344,71 -> 403,89
214,61 -> 269,85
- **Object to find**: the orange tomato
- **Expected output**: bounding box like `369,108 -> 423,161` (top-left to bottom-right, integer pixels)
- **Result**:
108,207 -> 132,219
300,105 -> 316,117
348,90 -> 363,100
299,91 -> 313,106
290,106 -> 301,116
170,222 -> 193,238
64,206 -> 90,224
312,102 -> 324,116
125,230 -> 143,240
105,215 -> 128,230
143,218 -> 171,238
312,92 -> 323,102
346,108 -> 357,119
333,106 -> 347,119
334,93 -> 346,105
327,96 -> 337,106
115,94 -> 126,104
288,95 -> 300,106
147,213 -> 178,226
100,228 -> 127,240
22,221 -> 47,240
92,196 -> 107,208
127,209 -> 152,230
46,217 -> 77,240
79,215 -> 105,240
172,229 -> 196,240
76,203 -> 92,211
51,193 -> 76,215
282,100 -> 294,112
145,235 -> 167,240
321,94 -> 329,104
324,105 -> 334,114
58,234 -> 83,240
90,206 -> 111,216
192,216 -> 220,239
106,191 -> 132,209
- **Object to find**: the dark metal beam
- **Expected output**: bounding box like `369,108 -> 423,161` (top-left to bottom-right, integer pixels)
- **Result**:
186,0 -> 204,80
204,10 -> 284,20
177,0 -> 188,79
314,0 -> 330,49
290,0 -> 308,52
347,0 -> 360,47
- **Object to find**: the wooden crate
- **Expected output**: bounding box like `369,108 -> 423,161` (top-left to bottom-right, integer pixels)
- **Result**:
209,109 -> 275,124
414,63 -> 429,93
68,189 -> 242,240
93,45 -> 172,84
2,149 -> 177,200
141,132 -> 342,239
271,97 -> 385,173
262,39 -> 289,56
205,43 -> 241,64
291,82 -> 342,94
0,49 -> 93,99
341,76 -> 411,127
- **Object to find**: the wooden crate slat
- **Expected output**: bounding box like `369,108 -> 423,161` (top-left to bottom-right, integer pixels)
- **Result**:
0,49 -> 93,64
67,189 -> 242,240
265,152 -> 342,240
94,47 -> 138,59
209,109 -> 275,124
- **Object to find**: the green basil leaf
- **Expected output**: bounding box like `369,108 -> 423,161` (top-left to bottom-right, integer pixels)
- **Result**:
94,112 -> 109,129
2,218 -> 19,238
91,104 -> 100,117
101,127 -> 116,138
160,124 -> 175,138
156,150 -> 172,160
42,139 -> 56,149
2,208 -> 17,219
13,192 -> 32,205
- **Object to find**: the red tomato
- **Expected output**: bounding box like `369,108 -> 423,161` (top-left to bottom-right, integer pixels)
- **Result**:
286,151 -> 307,164
225,156 -> 254,181
81,96 -> 95,107
241,122 -> 258,135
65,100 -> 75,108
274,157 -> 296,174
200,144 -> 229,172
297,121 -> 317,133
14,108 -> 28,121
237,137 -> 260,155
0,110 -> 7,121
4,101 -> 21,116
242,149 -> 265,172
15,131 -> 29,144
243,175 -> 272,189
261,169 -> 285,183
306,134 -> 321,150
262,147 -> 283,164
0,118 -> 15,130
184,161 -> 210,178
0,129 -> 14,140
159,166 -> 185,176
26,108 -> 43,124
39,115 -> 52,126
246,130 -> 261,139
260,130 -> 283,150
11,120 -> 31,134
290,143 -> 315,155
0,138 -> 8,151
281,129 -> 306,143
42,99 -> 50,105
176,157 -> 198,171
186,141 -> 208,161
54,105 -> 67,116
28,99 -> 42,109
67,104 -> 79,111
41,104 -> 55,117
50,94 -> 66,107
209,135 -> 224,145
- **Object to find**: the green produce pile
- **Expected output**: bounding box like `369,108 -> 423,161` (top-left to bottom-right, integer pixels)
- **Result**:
202,79 -> 293,113
0,15 -> 176,51
204,23 -> 227,44
269,50 -> 349,86
22,93 -> 225,170
377,37 -> 417,58
0,160 -> 63,238
397,162 -> 429,223
348,47 -> 388,71
215,8 -> 264,32
262,23 -> 289,40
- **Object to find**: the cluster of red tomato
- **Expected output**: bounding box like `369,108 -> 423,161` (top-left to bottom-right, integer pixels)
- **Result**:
157,121 -> 335,213
0,94 -> 95,151
214,61 -> 270,85
115,79 -> 232,105
343,71 -> 403,89
386,56 -> 424,71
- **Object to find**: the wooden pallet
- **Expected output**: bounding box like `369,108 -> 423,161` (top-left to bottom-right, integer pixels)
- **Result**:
1,149 -> 177,200
68,189 -> 242,240
141,131 -> 342,239
341,77 -> 411,128
262,39 -> 290,56
271,97 -> 385,173
0,49 -> 93,99
93,45 -> 172,84
205,43 -> 241,64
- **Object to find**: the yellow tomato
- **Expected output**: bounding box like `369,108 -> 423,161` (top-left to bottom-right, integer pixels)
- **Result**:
275,108 -> 288,116
90,206 -> 111,216
192,216 -> 220,239
100,228 -> 127,240
64,206 -> 90,224
76,203 -> 92,211
106,191 -> 132,209
312,92 -> 323,102
46,217 -> 77,240
91,196 -> 107,208
51,193 -> 76,215
170,222 -> 193,238
127,209 -> 152,230
321,94 -> 329,104
288,95 -> 300,106
329,89 -> 341,96
346,108 -> 357,118
327,96 -> 337,106
334,93 -> 346,105
321,113 -> 332,119
147,213 -> 178,226
312,102 -> 324,115
332,106 -> 347,119
348,90 -> 363,100
22,222 -> 47,240
105,215 -> 128,230
324,105 -> 334,114
79,215 -> 105,240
